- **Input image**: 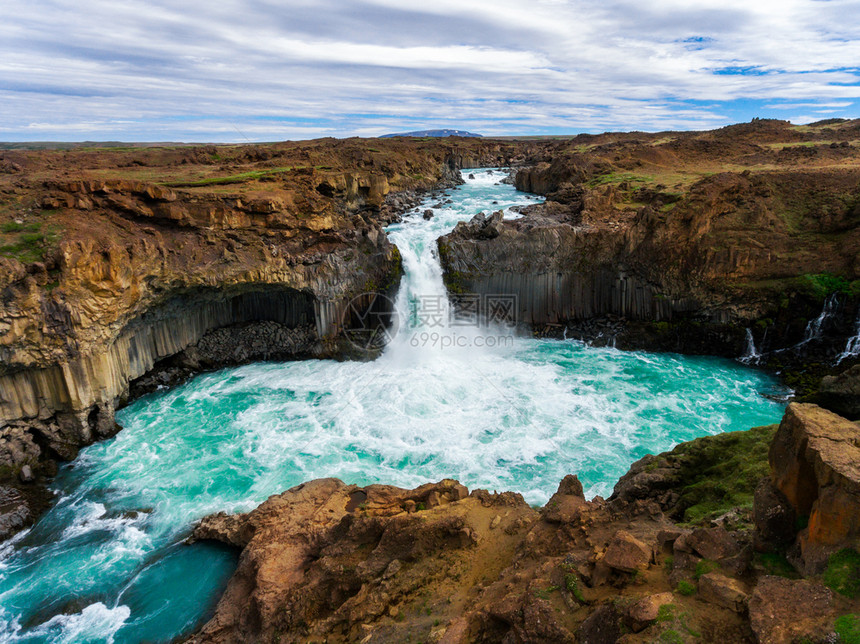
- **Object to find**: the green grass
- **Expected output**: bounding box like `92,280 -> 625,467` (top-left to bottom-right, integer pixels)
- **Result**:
564,574 -> 585,602
823,549 -> 860,598
755,552 -> 799,579
162,166 -> 294,187
798,273 -> 853,300
586,171 -> 654,188
660,630 -> 684,644
657,604 -> 677,623
534,585 -> 560,600
1,221 -> 41,233
0,222 -> 59,264
676,580 -> 697,596
836,614 -> 860,644
661,424 -> 778,524
694,560 -> 719,580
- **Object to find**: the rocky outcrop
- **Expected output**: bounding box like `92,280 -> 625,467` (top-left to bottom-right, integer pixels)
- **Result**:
187,478 -> 533,643
188,471 -> 770,644
769,403 -> 860,573
819,364 -> 860,420
0,485 -> 30,540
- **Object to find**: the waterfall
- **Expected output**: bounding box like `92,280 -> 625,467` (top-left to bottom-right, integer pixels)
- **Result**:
837,310 -> 860,364
740,328 -> 761,365
797,294 -> 839,347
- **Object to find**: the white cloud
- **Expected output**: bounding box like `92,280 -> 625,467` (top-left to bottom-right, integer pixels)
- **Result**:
0,0 -> 857,140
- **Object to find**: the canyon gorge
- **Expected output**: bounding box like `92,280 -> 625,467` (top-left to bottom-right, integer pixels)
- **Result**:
2,120 -> 860,642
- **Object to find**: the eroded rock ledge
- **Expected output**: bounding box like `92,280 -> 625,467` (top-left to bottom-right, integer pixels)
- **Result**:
188,403 -> 860,644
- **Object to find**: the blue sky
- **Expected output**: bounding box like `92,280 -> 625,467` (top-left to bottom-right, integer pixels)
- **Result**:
0,0 -> 858,141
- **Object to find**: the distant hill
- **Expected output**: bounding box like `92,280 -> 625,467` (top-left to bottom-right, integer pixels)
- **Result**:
379,129 -> 482,139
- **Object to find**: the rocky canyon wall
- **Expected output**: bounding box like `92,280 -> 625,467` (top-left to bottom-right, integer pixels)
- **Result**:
0,137 -> 535,474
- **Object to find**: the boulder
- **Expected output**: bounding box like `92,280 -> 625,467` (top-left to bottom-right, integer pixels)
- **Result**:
603,530 -> 651,573
769,403 -> 860,572
0,426 -> 41,469
687,526 -> 741,560
748,576 -> 835,644
542,474 -> 586,523
624,592 -> 674,632
698,573 -> 748,613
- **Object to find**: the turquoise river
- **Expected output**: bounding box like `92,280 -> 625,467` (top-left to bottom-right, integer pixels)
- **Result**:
0,170 -> 787,642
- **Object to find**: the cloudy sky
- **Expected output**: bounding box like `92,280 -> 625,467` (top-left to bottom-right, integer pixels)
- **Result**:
1,0 -> 859,141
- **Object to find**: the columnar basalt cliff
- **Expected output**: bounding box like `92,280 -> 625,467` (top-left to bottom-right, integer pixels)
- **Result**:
440,120 -> 860,363
0,138 -> 530,495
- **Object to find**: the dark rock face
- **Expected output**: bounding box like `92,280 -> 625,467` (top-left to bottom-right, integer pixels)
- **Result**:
753,478 -> 796,545
769,403 -> 860,573
819,364 -> 860,419
0,486 -> 31,540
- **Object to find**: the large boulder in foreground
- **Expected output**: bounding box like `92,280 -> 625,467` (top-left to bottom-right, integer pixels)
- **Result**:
769,403 -> 860,572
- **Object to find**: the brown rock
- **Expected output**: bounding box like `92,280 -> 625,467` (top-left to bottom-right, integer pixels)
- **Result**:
698,572 -> 748,613
687,526 -> 741,560
188,477 -> 538,643
542,474 -> 586,523
769,403 -> 860,572
578,604 -> 622,644
748,576 -> 835,644
624,592 -> 674,632
603,530 -> 651,573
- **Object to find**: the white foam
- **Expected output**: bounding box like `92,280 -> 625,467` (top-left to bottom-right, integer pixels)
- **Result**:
26,602 -> 130,644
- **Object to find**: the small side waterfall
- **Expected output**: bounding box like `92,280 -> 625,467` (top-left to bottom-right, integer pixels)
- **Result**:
740,328 -> 761,365
797,294 -> 839,347
837,311 -> 860,364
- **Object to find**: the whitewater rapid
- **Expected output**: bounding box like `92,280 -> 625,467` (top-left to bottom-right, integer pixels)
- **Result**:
0,170 -> 786,644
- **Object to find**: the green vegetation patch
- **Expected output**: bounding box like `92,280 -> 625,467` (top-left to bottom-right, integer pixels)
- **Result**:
755,552 -> 799,579
694,560 -> 719,580
586,171 -> 654,188
798,273 -> 852,300
676,580 -> 697,596
0,221 -> 59,264
824,549 -> 860,598
660,424 -> 778,524
162,166 -> 294,187
836,614 -> 860,644
564,574 -> 586,602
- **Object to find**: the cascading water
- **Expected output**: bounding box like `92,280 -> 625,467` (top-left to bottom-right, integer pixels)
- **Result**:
740,328 -> 761,365
798,294 -> 839,347
0,170 -> 787,644
837,311 -> 860,364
